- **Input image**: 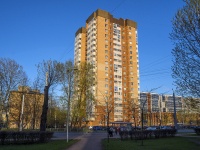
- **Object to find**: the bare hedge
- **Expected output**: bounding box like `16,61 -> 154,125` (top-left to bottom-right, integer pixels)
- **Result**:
0,131 -> 53,145
119,129 -> 177,140
194,127 -> 200,135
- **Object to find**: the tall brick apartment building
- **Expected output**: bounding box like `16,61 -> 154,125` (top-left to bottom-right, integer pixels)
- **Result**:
74,9 -> 139,126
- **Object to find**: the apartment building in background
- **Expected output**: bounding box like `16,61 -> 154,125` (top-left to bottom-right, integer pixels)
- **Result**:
139,92 -> 183,126
9,86 -> 44,129
74,9 -> 140,126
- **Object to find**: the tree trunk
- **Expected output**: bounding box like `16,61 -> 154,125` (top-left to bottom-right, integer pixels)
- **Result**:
40,86 -> 49,131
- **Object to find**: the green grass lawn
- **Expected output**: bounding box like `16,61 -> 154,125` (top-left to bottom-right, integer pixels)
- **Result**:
102,137 -> 200,150
0,139 -> 79,150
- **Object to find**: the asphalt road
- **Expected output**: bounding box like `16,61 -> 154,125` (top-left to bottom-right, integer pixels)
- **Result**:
53,129 -> 195,140
52,131 -> 111,140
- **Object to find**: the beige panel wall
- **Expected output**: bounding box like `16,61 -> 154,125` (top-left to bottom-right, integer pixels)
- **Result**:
81,32 -> 86,62
96,16 -> 107,105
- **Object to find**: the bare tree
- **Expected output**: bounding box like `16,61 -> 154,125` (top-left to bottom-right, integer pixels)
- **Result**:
70,62 -> 95,128
170,0 -> 200,99
126,98 -> 139,128
31,76 -> 43,130
0,58 -> 27,128
37,60 -> 60,131
56,60 -> 75,141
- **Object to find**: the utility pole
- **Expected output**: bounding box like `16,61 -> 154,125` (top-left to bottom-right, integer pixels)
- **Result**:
159,95 -> 163,126
55,112 -> 57,129
141,107 -> 144,146
173,90 -> 178,129
40,72 -> 49,131
19,94 -> 25,131
66,86 -> 70,143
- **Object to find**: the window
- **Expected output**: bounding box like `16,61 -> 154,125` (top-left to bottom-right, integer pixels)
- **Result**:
105,67 -> 108,70
129,36 -> 132,39
130,46 -> 132,49
105,45 -> 108,48
130,61 -> 132,64
105,55 -> 108,59
130,56 -> 132,59
105,19 -> 108,22
130,51 -> 132,54
129,31 -> 132,34
105,34 -> 108,38
105,24 -> 108,27
129,42 -> 132,44
129,27 -> 131,30
105,84 -> 108,88
114,86 -> 118,91
105,50 -> 108,53
105,78 -> 108,82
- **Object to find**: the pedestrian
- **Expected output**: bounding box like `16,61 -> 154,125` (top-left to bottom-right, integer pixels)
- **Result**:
109,127 -> 113,137
115,127 -> 118,135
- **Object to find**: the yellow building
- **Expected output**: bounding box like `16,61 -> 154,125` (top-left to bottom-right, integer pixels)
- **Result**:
74,9 -> 140,126
9,86 -> 44,129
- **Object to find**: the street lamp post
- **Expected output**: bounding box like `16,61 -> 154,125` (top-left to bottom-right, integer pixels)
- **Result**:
141,107 -> 144,146
66,68 -> 77,143
173,90 -> 178,129
19,94 -> 25,131
66,86 -> 70,143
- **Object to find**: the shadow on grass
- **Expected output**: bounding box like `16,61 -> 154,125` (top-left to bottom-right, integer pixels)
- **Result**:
0,139 -> 79,150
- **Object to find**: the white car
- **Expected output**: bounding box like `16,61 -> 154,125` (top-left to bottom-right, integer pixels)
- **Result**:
160,126 -> 172,130
88,126 -> 93,130
146,127 -> 157,131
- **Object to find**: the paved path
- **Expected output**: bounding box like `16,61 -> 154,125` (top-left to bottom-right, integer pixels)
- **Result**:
66,132 -> 105,150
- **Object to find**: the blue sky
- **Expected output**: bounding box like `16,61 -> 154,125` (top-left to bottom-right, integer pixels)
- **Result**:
0,0 -> 185,95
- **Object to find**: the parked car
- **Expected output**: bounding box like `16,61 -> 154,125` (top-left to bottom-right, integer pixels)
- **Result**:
88,126 -> 93,130
93,126 -> 102,130
160,126 -> 172,130
146,126 -> 157,131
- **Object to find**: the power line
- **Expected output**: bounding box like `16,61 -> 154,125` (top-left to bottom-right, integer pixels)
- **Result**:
57,0 -> 127,62
139,54 -> 171,71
